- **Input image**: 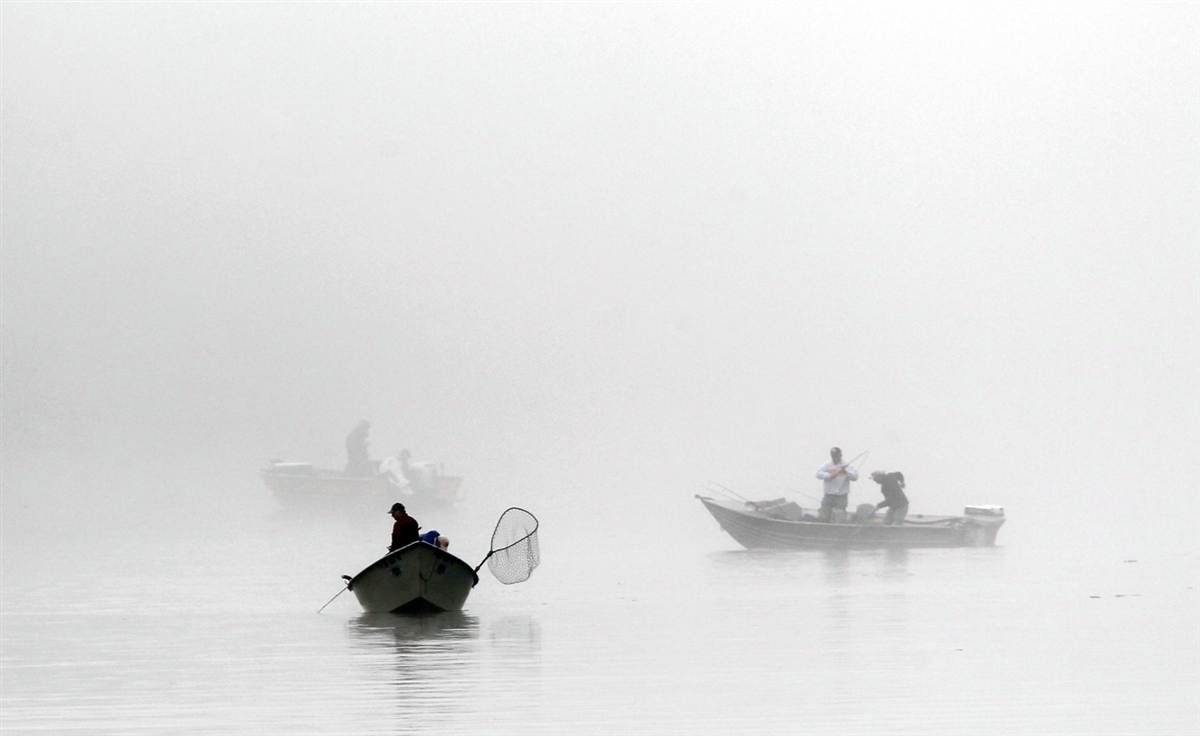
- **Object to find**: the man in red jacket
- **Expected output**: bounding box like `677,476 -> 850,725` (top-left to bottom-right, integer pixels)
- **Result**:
388,502 -> 420,551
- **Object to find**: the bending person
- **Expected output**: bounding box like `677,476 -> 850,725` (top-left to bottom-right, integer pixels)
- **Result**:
870,471 -> 909,526
420,529 -> 450,550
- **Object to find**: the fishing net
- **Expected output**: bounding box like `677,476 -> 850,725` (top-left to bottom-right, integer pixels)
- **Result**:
485,507 -> 540,584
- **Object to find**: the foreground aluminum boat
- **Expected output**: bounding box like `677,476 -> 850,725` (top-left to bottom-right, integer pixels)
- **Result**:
696,495 -> 1005,549
345,541 -> 479,613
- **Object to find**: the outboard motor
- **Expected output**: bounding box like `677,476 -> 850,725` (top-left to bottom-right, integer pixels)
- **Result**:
963,505 -> 1006,546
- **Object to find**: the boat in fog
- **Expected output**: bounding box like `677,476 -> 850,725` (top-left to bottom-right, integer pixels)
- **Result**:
327,507 -> 542,615
696,495 -> 1005,549
344,541 -> 479,613
260,460 -> 464,513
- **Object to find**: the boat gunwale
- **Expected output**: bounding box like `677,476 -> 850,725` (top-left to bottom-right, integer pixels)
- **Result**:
696,494 -> 1003,548
697,495 -> 981,526
261,465 -> 464,505
347,541 -> 480,590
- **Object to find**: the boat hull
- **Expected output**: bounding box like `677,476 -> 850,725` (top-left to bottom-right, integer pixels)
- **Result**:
261,463 -> 462,514
697,495 -> 1004,549
347,542 -> 479,613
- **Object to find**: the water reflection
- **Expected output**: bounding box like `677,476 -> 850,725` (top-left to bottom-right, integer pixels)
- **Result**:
884,546 -> 909,567
486,614 -> 542,650
342,610 -> 544,731
484,614 -> 544,683
346,610 -> 481,647
819,547 -> 851,583
708,546 -> 914,582
346,610 -> 483,707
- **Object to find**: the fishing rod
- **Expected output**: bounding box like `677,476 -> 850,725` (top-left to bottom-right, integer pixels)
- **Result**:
708,481 -> 753,503
316,576 -> 353,614
826,449 -> 869,478
792,449 -> 869,503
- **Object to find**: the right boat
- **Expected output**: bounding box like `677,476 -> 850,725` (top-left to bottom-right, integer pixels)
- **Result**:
696,495 -> 1005,549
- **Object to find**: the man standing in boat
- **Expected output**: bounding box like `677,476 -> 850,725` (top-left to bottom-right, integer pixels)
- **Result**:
815,446 -> 858,522
388,502 -> 420,551
345,420 -> 373,477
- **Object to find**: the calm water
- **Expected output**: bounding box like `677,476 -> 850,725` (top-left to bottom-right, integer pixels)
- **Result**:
2,490 -> 1196,735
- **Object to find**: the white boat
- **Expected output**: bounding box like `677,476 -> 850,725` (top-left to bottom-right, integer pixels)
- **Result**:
697,495 -> 1006,549
344,542 -> 479,613
261,460 -> 464,514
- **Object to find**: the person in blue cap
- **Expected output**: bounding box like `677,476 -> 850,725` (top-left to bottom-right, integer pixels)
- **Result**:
420,530 -> 450,549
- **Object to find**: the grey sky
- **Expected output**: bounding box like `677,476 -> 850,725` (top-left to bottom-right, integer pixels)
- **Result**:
3,4 -> 1197,531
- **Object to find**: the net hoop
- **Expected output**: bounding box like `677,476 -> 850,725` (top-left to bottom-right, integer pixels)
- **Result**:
477,507 -> 540,584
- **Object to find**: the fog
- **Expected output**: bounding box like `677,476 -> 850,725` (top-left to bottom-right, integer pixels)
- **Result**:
3,5 -> 1198,734
3,4 -> 1198,550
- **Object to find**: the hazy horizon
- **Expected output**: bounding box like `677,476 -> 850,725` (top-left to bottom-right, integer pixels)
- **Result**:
4,3 -> 1198,544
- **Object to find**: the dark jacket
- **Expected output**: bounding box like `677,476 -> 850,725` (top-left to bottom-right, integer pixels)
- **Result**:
874,472 -> 909,510
345,422 -> 372,476
389,514 -> 420,551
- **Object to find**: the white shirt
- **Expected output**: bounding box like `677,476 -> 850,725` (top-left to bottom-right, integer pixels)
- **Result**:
378,455 -> 437,492
815,462 -> 858,496
378,456 -> 405,483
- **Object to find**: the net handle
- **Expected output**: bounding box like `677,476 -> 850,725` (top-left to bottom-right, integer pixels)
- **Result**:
472,506 -> 539,574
